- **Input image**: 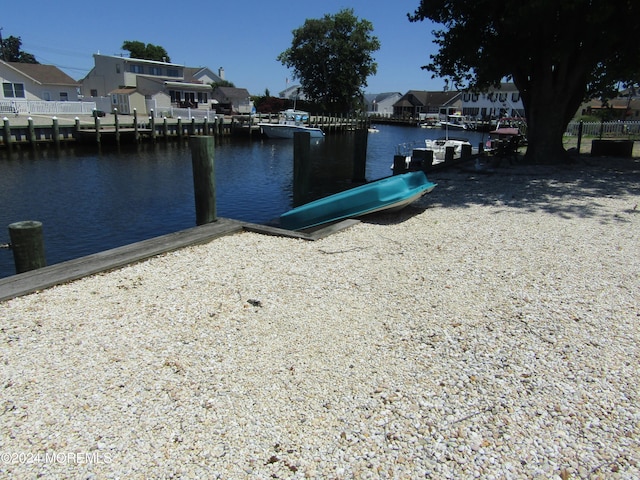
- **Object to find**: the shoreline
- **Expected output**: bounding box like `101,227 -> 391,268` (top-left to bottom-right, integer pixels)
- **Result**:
1,157 -> 639,478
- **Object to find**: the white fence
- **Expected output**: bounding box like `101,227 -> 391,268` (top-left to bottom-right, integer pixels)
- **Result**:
565,121 -> 640,137
0,100 -> 97,116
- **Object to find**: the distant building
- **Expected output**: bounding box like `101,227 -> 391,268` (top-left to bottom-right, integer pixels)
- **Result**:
580,89 -> 640,120
393,90 -> 461,118
80,54 -> 228,114
211,86 -> 252,114
364,92 -> 402,115
279,84 -> 308,101
460,83 -> 524,120
0,60 -> 79,102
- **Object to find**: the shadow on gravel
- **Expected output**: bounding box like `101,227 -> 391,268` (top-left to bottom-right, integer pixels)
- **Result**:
415,156 -> 640,222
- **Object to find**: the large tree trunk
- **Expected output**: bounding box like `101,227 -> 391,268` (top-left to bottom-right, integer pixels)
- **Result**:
523,94 -> 570,164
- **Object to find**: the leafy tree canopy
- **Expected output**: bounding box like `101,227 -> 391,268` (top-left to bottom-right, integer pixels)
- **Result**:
278,8 -> 380,112
409,0 -> 640,164
1,35 -> 38,63
121,41 -> 170,62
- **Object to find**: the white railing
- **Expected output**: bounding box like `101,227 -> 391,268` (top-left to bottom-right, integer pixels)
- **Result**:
565,121 -> 640,137
0,100 -> 97,116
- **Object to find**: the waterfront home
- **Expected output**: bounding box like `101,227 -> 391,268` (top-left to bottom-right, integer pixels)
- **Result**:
0,60 -> 79,114
80,54 -> 228,115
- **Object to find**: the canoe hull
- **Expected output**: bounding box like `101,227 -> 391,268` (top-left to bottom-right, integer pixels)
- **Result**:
280,171 -> 436,230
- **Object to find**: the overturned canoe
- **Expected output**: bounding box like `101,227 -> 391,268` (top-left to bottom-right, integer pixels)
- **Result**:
280,171 -> 437,231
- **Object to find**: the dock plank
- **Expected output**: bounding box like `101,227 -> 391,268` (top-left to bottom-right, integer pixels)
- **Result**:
0,218 -> 244,302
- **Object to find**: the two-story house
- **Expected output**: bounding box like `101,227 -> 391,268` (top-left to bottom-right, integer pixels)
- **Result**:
80,54 -> 226,115
393,90 -> 462,119
460,83 -> 524,121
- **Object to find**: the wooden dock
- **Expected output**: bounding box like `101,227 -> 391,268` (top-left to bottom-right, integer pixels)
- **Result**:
0,218 -> 359,302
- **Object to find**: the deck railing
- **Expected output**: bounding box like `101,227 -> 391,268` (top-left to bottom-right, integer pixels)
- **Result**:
565,120 -> 640,137
0,100 -> 97,116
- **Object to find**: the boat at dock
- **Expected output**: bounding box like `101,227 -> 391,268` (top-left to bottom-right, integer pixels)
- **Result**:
394,137 -> 473,169
257,109 -> 325,139
279,171 -> 436,231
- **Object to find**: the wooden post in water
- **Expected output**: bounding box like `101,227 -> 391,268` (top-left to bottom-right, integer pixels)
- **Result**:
478,142 -> 484,155
8,221 -> 46,274
177,118 -> 183,138
3,117 -> 12,149
393,155 -> 408,175
445,146 -> 455,163
191,117 -> 196,136
94,113 -> 101,145
113,108 -> 120,145
149,110 -> 156,141
28,118 -> 36,146
52,117 -> 60,149
293,131 -> 311,207
190,136 -> 217,225
461,144 -> 472,158
163,117 -> 168,140
133,109 -> 139,143
352,128 -> 368,183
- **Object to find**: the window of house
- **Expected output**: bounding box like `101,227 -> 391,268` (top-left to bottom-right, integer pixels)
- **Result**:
472,94 -> 479,102
197,92 -> 208,103
167,69 -> 180,77
90,89 -> 98,97
512,92 -> 520,102
3,82 -> 25,98
130,64 -> 143,74
60,92 -> 69,101
149,66 -> 162,75
499,93 -> 507,102
116,64 -> 121,74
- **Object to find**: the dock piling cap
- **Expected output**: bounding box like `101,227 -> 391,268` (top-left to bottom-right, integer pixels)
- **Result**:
9,221 -> 43,230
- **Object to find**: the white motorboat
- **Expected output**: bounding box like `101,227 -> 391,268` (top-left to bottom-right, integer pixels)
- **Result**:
258,109 -> 325,139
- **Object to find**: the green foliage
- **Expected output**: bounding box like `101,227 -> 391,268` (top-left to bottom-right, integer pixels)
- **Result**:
211,80 -> 235,89
0,35 -> 38,63
121,41 -> 171,62
277,8 -> 380,112
409,0 -> 640,163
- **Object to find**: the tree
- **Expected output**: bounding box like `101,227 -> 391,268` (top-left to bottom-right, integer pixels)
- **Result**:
0,35 -> 38,63
409,1 -> 640,164
278,8 -> 380,112
121,41 -> 170,62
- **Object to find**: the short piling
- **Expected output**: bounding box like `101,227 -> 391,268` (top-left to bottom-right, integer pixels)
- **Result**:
8,221 -> 47,274
190,136 -> 217,225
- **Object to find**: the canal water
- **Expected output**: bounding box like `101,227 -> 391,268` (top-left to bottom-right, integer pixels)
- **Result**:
0,125 -> 488,279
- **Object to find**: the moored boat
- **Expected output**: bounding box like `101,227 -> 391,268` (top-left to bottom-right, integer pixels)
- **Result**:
280,171 -> 437,231
258,109 -> 325,139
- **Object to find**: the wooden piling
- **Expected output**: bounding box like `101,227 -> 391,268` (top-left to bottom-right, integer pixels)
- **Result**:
445,146 -> 455,163
52,117 -> 60,148
113,108 -> 120,145
393,155 -> 408,175
461,144 -> 472,158
293,131 -> 312,206
150,110 -> 156,141
3,117 -> 12,148
8,221 -> 47,274
94,114 -> 101,145
352,128 -> 368,183
190,136 -> 217,225
133,109 -> 140,142
28,118 -> 36,146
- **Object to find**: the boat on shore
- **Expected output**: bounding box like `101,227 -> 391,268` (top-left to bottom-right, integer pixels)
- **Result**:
280,171 -> 437,231
258,109 -> 325,139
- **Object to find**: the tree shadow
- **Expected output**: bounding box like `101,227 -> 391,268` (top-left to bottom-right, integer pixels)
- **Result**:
363,156 -> 640,226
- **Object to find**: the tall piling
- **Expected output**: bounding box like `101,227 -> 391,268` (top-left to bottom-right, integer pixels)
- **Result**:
190,136 -> 217,225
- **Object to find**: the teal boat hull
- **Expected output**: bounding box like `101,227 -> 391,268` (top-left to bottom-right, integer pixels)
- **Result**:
280,171 -> 437,231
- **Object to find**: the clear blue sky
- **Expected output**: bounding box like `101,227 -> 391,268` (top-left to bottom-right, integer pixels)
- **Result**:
3,0 -> 443,96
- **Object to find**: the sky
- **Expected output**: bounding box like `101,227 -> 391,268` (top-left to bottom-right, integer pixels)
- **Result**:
2,0 -> 443,96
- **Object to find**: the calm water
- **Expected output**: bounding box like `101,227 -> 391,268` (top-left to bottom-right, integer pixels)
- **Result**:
0,125 -> 487,278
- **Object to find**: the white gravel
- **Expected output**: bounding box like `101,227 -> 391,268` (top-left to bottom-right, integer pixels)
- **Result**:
1,158 -> 639,479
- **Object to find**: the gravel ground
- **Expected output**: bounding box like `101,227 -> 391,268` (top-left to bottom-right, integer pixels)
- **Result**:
1,157 -> 639,479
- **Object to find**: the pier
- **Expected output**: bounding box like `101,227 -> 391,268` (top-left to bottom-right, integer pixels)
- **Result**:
0,111 -> 368,149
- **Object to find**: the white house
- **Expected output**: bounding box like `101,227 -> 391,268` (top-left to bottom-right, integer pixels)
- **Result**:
81,54 -> 226,114
0,60 -> 79,102
459,83 -> 524,120
365,92 -> 402,115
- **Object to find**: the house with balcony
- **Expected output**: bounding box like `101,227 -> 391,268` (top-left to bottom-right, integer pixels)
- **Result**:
1,60 -> 79,113
80,54 -> 226,115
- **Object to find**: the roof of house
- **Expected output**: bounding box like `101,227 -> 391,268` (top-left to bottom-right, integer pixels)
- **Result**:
395,90 -> 461,108
214,86 -> 250,100
1,61 -> 79,86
